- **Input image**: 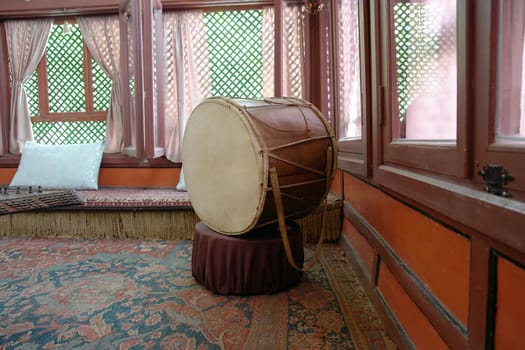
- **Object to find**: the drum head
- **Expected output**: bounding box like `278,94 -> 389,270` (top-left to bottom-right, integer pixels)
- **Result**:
182,99 -> 265,234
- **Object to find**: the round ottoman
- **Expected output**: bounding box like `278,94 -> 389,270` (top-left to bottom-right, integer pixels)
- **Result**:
192,221 -> 304,295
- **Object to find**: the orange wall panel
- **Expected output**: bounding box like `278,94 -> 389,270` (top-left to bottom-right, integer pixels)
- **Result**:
98,168 -> 181,187
0,167 -> 181,188
378,262 -> 449,350
343,173 -> 470,327
342,218 -> 375,277
494,256 -> 525,349
0,168 -> 16,185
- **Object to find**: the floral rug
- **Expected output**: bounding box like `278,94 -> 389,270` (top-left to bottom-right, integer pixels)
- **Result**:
0,238 -> 396,349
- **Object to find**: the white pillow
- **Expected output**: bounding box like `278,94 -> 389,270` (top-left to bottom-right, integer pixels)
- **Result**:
176,167 -> 186,191
10,141 -> 105,190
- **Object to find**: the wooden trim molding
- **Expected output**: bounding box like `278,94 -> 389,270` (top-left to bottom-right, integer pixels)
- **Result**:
0,1 -> 119,18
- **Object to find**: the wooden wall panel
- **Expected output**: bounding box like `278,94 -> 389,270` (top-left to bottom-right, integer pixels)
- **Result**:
343,173 -> 470,326
342,218 -> 375,278
378,262 -> 449,350
0,167 -> 181,188
494,255 -> 525,349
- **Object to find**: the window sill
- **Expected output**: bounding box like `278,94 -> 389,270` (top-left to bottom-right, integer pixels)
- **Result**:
373,165 -> 525,254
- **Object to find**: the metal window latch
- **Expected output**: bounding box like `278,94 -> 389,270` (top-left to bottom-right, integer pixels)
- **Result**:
478,164 -> 514,198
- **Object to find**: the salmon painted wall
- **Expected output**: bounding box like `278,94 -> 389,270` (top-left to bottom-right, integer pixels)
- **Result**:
0,167 -> 182,188
343,173 -> 470,325
342,219 -> 375,279
378,262 -> 449,349
341,171 -> 472,348
494,255 -> 525,349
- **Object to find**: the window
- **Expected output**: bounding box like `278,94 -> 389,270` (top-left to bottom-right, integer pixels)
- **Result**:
25,19 -> 112,144
0,1 -> 306,163
378,0 -> 467,177
360,0 -> 525,239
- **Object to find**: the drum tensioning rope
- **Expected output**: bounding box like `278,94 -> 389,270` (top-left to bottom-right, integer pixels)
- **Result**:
269,144 -> 334,271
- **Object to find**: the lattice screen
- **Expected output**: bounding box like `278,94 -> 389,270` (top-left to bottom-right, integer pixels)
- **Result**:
205,10 -> 264,98
25,72 -> 39,117
92,57 -> 112,111
393,2 -> 456,120
32,121 -> 105,144
47,24 -> 86,113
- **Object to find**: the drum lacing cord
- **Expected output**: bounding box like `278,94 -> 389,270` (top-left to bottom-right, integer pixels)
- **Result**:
270,167 -> 328,272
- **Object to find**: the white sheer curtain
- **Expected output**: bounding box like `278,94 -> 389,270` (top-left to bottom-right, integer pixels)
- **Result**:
261,4 -> 306,98
336,0 -> 362,139
5,19 -> 52,154
282,4 -> 306,98
262,6 -> 275,97
163,11 -> 211,162
77,15 -> 123,153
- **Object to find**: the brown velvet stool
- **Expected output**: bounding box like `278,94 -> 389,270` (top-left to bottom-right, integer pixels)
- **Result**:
192,221 -> 304,295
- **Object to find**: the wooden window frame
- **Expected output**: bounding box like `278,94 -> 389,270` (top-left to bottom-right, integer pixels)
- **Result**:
32,18 -> 107,124
376,0 -> 469,178
473,0 -> 525,201
366,0 -> 525,253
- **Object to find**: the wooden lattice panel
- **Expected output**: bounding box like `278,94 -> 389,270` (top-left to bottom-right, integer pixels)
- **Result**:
32,121 -> 105,144
47,24 -> 87,113
205,10 -> 264,98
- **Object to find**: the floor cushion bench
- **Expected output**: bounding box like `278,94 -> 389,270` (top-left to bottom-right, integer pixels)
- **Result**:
0,188 -> 341,242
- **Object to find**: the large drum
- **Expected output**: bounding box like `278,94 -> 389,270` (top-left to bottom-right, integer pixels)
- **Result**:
182,97 -> 336,235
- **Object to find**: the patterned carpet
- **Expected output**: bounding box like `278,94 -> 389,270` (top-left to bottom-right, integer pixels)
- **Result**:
0,238 -> 396,349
